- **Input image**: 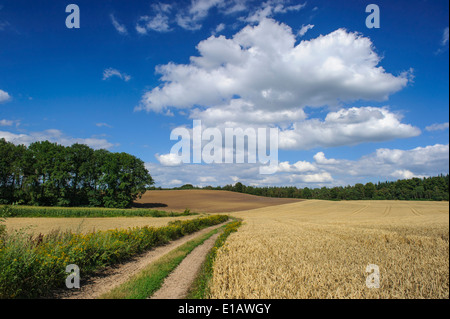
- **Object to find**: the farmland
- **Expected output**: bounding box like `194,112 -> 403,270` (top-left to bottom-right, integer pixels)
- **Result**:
1,190 -> 448,299
3,215 -> 203,235
3,190 -> 297,235
135,190 -> 301,213
209,200 -> 449,299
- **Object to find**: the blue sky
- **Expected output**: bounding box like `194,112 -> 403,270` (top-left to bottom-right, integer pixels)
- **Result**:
0,0 -> 448,188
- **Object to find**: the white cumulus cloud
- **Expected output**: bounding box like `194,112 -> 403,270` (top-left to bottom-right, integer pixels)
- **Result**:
155,152 -> 183,166
278,107 -> 420,150
313,152 -> 339,165
0,129 -> 117,150
137,19 -> 410,114
299,172 -> 333,183
276,160 -> 318,173
0,89 -> 11,103
146,143 -> 448,188
310,144 -> 449,182
391,170 -> 417,180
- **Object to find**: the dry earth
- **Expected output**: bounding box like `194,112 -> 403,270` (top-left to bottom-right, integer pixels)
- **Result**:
134,190 -> 301,213
6,190 -> 299,235
4,215 -> 201,235
55,223 -> 225,299
150,232 -> 221,299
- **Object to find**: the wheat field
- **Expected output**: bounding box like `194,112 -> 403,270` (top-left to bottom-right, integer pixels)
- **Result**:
4,215 -> 203,235
209,200 -> 449,299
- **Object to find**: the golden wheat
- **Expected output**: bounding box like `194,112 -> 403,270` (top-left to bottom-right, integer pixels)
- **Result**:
209,200 -> 449,299
4,215 -> 203,235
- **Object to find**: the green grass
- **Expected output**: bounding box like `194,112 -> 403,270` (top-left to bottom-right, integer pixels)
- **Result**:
100,227 -> 222,299
187,219 -> 242,299
0,205 -> 195,218
0,215 -> 229,299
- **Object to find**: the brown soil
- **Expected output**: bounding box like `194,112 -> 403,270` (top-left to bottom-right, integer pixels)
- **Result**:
6,190 -> 299,235
134,189 -> 301,213
150,232 -> 220,299
55,223 -> 225,299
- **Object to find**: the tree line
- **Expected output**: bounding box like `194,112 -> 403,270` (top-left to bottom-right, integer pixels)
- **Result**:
167,175 -> 449,201
214,176 -> 449,201
0,138 -> 154,208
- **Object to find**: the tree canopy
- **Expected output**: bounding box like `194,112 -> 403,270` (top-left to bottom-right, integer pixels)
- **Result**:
0,139 -> 154,208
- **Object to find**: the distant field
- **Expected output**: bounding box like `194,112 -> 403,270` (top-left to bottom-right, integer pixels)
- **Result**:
210,200 -> 449,299
4,215 -> 203,235
134,190 -> 301,213
4,190 -> 298,235
2,191 -> 448,299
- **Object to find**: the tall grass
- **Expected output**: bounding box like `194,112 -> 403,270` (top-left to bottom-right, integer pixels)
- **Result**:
101,227 -> 222,299
0,214 -> 228,299
0,218 -> 5,236
0,205 -> 195,218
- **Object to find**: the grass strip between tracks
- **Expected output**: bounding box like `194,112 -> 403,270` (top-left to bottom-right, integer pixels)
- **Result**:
99,224 -> 226,299
186,219 -> 242,299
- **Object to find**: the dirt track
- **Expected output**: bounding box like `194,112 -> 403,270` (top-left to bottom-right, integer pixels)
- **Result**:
135,190 -> 300,213
150,232 -> 220,299
11,190 -> 301,299
5,215 -> 200,235
57,223 -> 225,299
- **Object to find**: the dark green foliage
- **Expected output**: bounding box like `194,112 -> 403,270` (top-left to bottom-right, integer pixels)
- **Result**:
0,205 -> 196,218
213,175 -> 449,201
179,184 -> 195,190
0,139 -> 154,208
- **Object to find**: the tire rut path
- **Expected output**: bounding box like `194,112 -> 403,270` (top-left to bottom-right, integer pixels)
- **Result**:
57,223 -> 225,299
149,231 -> 220,299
